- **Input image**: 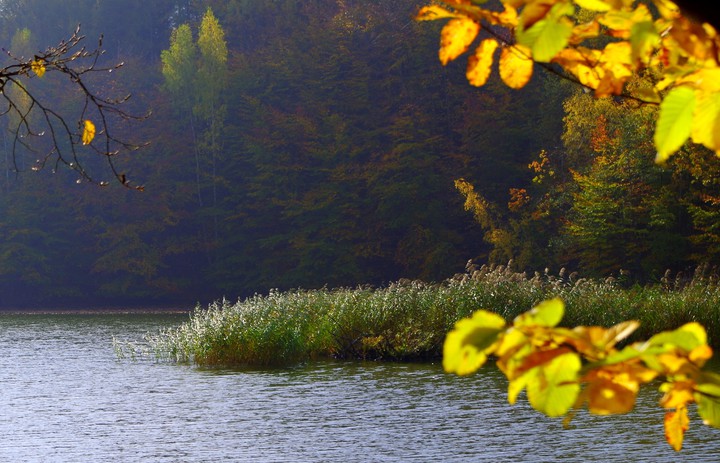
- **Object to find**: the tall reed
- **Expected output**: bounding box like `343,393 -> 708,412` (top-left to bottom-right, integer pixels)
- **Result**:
144,264 -> 720,366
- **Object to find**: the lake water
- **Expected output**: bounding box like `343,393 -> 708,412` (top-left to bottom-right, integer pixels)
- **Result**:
0,311 -> 718,462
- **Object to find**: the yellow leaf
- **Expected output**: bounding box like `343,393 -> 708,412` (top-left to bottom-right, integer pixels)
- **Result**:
573,0 -> 611,12
594,41 -> 634,97
517,2 -> 575,62
442,309 -> 506,376
552,47 -> 602,89
508,367 -> 534,404
689,344 -> 713,366
630,21 -> 660,64
654,0 -> 681,20
660,380 -> 696,409
466,39 -> 498,87
416,5 -> 459,21
655,85 -> 696,163
31,59 -> 45,78
514,298 -> 564,328
439,18 -> 480,65
499,44 -> 534,89
570,20 -> 601,44
526,351 -> 581,417
692,89 -> 720,154
664,406 -> 689,451
82,120 -> 96,145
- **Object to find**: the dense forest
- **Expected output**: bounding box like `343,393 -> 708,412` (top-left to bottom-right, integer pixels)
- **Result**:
0,0 -> 717,308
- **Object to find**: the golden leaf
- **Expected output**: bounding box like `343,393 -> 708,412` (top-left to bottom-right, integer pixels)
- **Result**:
31,59 -> 45,78
526,351 -> 581,417
573,0 -> 611,12
439,18 -> 480,65
655,85 -> 696,163
570,20 -> 601,44
586,378 -> 637,414
499,44 -> 534,89
692,88 -> 720,155
552,47 -> 602,89
82,120 -> 96,145
664,406 -> 689,451
416,5 -> 459,21
660,380 -> 696,409
442,309 -> 506,376
466,39 -> 498,87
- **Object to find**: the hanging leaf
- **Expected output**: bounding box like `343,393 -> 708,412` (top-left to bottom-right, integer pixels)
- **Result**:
655,86 -> 695,162
443,309 -> 506,375
664,407 -> 689,451
466,39 -> 498,87
439,18 -> 480,65
499,44 -> 533,89
514,298 -> 565,328
31,59 -> 46,77
82,119 -> 96,145
696,373 -> 720,428
692,90 -> 720,156
630,21 -> 660,64
517,2 -> 574,62
526,351 -> 581,417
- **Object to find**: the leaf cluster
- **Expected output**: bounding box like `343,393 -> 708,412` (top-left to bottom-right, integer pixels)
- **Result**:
418,0 -> 720,162
444,297 -> 720,451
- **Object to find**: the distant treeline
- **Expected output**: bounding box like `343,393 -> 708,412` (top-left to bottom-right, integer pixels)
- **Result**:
0,0 -> 717,308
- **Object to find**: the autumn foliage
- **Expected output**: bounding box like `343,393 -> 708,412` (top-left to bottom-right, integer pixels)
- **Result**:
443,298 -> 720,451
417,0 -> 720,162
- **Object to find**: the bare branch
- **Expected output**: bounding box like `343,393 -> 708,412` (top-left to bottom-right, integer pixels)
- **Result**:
0,26 -> 147,190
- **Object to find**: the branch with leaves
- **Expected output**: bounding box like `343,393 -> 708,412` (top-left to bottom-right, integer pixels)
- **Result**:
2,26 -> 146,189
417,0 -> 720,162
444,298 -> 720,451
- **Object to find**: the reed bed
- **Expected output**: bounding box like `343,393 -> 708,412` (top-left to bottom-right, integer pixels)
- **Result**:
143,263 -> 720,366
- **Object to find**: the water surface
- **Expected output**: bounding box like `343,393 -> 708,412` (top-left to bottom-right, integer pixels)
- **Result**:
0,312 -> 717,462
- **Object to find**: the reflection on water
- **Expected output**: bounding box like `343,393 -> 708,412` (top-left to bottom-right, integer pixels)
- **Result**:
0,312 -> 717,462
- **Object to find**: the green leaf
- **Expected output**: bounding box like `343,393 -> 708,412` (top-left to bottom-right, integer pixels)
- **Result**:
696,393 -> 720,428
443,310 -> 506,375
526,352 -> 581,417
647,322 -> 706,352
630,21 -> 660,64
655,86 -> 696,162
514,298 -> 565,327
517,2 -> 574,62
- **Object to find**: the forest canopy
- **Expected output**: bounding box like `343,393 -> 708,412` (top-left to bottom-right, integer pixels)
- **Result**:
0,0 -> 718,307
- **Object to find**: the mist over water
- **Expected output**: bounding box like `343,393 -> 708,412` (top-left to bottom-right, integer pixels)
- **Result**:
0,312 -> 717,462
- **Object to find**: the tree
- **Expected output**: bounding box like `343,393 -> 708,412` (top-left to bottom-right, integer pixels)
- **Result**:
0,26 -> 144,188
161,8 -> 228,255
417,0 -> 720,163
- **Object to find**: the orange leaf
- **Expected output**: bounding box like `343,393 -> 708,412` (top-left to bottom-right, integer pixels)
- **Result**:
660,380 -> 696,409
466,39 -> 498,87
439,18 -> 480,65
499,44 -> 533,89
586,378 -> 637,415
664,406 -> 689,451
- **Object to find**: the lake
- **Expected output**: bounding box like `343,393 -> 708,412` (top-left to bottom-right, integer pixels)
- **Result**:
0,311 -> 717,462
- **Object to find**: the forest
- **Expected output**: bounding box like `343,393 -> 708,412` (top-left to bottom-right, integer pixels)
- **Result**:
0,0 -> 718,308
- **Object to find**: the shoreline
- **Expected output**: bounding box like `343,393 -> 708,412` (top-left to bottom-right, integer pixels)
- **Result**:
0,307 -> 192,315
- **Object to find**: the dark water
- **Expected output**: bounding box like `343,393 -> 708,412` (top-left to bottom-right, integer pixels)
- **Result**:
0,312 -> 718,462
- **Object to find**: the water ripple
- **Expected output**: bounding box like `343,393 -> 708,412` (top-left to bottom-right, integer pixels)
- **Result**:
0,313 -> 717,462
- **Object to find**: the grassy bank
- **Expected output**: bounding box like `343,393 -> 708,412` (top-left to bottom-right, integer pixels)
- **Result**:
143,264 -> 720,366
